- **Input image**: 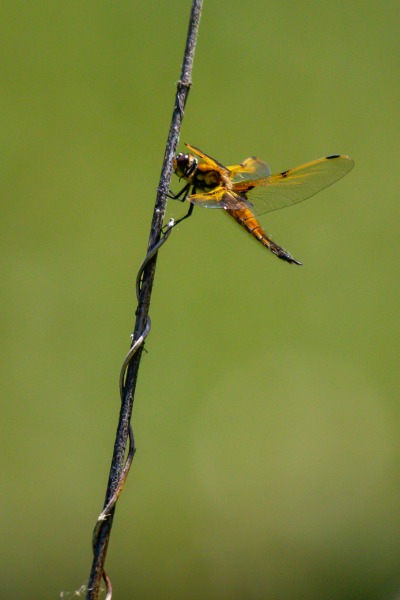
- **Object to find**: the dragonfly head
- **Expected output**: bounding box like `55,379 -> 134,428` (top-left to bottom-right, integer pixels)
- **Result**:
173,152 -> 198,180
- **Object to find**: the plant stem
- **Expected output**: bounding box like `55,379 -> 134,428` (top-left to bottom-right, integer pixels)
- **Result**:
86,2 -> 203,598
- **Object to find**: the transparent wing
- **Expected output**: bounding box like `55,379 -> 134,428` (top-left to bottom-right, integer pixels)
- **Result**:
228,157 -> 271,183
185,143 -> 229,174
187,187 -> 252,210
185,145 -> 270,182
233,155 -> 354,216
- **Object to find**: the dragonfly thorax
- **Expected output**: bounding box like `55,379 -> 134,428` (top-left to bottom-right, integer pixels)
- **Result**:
173,150 -> 229,192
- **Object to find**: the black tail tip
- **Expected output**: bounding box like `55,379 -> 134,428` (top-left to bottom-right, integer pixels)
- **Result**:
271,244 -> 302,265
278,252 -> 302,265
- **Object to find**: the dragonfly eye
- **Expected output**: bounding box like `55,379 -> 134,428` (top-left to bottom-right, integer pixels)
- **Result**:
173,153 -> 197,179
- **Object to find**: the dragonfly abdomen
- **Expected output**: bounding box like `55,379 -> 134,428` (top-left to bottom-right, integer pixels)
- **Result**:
225,208 -> 302,265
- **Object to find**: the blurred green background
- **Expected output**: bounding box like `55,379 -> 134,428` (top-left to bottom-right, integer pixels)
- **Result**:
1,1 -> 399,598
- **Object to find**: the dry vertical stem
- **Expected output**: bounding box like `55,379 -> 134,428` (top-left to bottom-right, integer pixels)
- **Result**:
86,1 -> 203,598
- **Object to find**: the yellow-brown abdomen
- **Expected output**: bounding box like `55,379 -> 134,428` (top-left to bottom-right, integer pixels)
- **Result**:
225,207 -> 302,265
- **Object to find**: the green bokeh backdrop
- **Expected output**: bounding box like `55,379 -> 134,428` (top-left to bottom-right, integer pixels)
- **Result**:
2,2 -> 399,598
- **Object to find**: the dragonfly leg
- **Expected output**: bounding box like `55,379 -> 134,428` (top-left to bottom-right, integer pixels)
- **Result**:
167,183 -> 191,201
173,202 -> 194,226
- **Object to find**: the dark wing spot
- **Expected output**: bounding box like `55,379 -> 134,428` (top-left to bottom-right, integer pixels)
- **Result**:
326,154 -> 340,159
281,170 -> 289,178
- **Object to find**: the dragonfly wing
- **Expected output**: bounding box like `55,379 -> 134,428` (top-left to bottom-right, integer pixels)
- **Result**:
187,188 -> 252,210
229,157 -> 271,183
233,155 -> 354,216
185,143 -> 229,174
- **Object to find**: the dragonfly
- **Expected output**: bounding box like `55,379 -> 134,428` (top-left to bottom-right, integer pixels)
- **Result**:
171,144 -> 354,265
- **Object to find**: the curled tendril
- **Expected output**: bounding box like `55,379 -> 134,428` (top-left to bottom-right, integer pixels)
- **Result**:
91,218 -> 175,599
